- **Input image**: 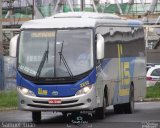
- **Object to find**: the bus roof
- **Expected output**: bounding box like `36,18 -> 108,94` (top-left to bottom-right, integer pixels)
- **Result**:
21,12 -> 143,29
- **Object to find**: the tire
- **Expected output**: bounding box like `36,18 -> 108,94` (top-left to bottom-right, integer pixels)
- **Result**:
113,104 -> 123,114
114,85 -> 134,114
32,111 -> 41,123
95,95 -> 106,119
62,112 -> 68,117
124,86 -> 134,114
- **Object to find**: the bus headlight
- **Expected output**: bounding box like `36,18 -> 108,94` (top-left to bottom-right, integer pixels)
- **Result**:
18,86 -> 35,96
76,85 -> 92,96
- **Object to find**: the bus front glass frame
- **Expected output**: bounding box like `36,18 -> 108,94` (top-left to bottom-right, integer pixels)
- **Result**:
18,29 -> 94,79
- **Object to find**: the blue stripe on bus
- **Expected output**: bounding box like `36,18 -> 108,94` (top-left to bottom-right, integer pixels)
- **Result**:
16,68 -> 97,97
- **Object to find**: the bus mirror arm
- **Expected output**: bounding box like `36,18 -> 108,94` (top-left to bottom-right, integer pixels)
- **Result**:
96,34 -> 104,60
9,34 -> 19,58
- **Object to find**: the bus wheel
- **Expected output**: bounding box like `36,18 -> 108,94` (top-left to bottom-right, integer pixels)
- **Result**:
32,111 -> 41,123
113,104 -> 123,114
62,112 -> 67,117
95,95 -> 106,119
124,86 -> 134,114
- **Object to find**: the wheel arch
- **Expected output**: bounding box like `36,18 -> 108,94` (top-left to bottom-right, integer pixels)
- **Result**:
104,84 -> 108,105
130,81 -> 134,96
130,81 -> 134,101
130,81 -> 134,89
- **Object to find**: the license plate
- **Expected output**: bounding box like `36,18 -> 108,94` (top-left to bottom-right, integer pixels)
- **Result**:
48,99 -> 62,104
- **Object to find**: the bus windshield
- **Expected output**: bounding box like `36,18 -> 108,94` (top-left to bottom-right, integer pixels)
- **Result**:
18,29 -> 94,78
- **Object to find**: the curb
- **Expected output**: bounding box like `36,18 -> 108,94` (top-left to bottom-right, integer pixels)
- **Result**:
0,107 -> 17,112
143,98 -> 160,102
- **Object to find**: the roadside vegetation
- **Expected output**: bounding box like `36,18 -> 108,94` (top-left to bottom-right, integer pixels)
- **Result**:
0,90 -> 18,109
146,83 -> 160,98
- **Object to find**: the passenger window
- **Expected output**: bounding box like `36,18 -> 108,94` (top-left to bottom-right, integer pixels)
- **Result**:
151,68 -> 160,76
104,43 -> 118,58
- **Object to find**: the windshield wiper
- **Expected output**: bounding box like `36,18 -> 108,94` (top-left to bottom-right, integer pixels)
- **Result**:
36,41 -> 49,78
58,42 -> 73,77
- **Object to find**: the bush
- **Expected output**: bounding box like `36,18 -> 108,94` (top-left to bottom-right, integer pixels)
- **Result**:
146,83 -> 160,98
0,90 -> 18,108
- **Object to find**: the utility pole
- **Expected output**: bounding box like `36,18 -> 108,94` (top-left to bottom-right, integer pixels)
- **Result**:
0,0 -> 4,90
81,0 -> 85,11
32,0 -> 35,19
0,0 -> 3,55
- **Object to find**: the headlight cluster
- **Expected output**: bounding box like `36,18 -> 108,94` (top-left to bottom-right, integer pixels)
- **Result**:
18,86 -> 35,96
76,85 -> 92,96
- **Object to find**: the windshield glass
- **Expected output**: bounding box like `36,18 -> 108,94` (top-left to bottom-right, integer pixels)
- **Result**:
18,29 -> 93,78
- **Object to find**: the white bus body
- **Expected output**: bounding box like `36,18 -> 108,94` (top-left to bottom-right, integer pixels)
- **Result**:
10,12 -> 146,121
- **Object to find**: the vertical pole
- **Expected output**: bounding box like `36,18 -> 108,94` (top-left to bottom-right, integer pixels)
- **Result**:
91,0 -> 98,12
0,0 -> 3,55
32,0 -> 35,19
136,0 -> 137,15
0,0 -> 4,90
0,0 -> 2,45
67,0 -> 74,12
146,26 -> 149,48
54,0 -> 60,14
81,0 -> 85,11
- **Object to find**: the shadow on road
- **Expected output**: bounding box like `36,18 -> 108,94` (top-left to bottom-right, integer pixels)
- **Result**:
37,108 -> 141,124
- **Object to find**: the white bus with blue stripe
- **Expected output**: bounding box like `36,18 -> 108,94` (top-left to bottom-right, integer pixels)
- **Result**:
10,12 -> 146,122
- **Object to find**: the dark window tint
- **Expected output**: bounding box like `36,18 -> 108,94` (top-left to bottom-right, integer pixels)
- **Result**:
96,26 -> 145,58
104,43 -> 118,58
151,68 -> 160,76
121,39 -> 145,57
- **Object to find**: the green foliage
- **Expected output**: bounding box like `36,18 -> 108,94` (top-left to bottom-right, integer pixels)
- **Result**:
0,90 -> 18,108
146,83 -> 160,98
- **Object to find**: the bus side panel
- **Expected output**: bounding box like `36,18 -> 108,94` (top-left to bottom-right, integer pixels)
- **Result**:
133,57 -> 146,101
99,56 -> 146,105
95,58 -> 128,107
101,58 -> 134,105
96,26 -> 146,106
100,58 -> 119,106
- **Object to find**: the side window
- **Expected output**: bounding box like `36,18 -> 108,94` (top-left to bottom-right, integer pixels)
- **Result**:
104,44 -> 118,58
96,26 -> 145,58
96,26 -> 120,58
151,68 -> 160,76
121,27 -> 145,57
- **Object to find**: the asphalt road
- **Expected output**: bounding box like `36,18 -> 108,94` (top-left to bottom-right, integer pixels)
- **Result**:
0,102 -> 160,128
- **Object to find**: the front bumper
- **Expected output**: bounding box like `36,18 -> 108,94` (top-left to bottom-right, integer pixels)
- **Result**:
18,86 -> 97,112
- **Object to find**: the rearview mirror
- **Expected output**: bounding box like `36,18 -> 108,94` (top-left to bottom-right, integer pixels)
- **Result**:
96,34 -> 104,60
9,34 -> 19,58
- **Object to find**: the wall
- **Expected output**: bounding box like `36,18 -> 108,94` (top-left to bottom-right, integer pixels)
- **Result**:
147,47 -> 160,63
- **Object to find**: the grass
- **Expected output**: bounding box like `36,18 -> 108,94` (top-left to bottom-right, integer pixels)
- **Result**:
0,90 -> 18,108
146,83 -> 160,98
